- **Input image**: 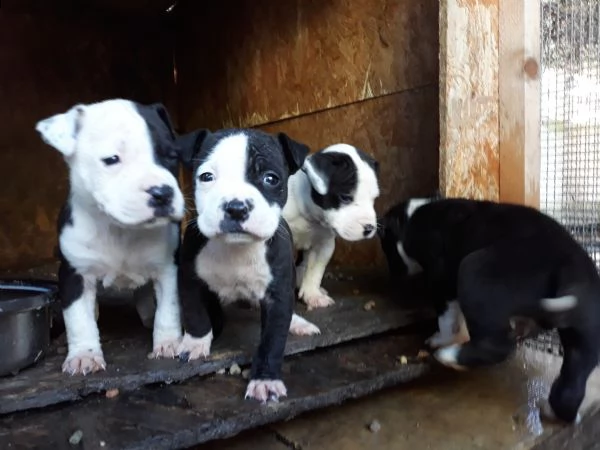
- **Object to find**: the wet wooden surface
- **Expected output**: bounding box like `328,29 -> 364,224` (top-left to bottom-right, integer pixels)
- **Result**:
0,333 -> 432,450
439,0 -> 499,201
0,274 -> 435,415
176,0 -> 439,130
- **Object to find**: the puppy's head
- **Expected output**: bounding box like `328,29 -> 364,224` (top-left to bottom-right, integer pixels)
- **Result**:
178,129 -> 309,243
378,195 -> 440,276
36,99 -> 185,228
303,144 -> 380,241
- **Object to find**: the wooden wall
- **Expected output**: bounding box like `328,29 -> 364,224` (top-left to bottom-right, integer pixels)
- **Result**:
176,0 -> 440,271
0,9 -> 175,271
0,0 -> 440,273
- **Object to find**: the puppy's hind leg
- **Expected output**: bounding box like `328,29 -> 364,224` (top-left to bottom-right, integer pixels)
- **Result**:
298,238 -> 336,310
541,327 -> 599,424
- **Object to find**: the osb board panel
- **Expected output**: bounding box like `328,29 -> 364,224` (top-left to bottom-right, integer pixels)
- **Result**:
176,0 -> 439,131
0,11 -> 175,271
439,0 -> 500,201
260,87 -> 440,270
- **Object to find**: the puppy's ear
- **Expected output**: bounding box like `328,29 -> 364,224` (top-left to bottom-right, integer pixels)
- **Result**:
151,103 -> 177,140
277,132 -> 310,175
35,105 -> 86,157
302,155 -> 329,195
176,129 -> 211,170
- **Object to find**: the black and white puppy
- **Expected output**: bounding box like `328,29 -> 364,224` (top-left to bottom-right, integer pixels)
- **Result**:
36,99 -> 185,375
379,197 -> 600,423
283,144 -> 380,309
175,128 -> 320,402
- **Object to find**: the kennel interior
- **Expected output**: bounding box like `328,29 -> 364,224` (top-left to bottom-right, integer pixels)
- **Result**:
0,0 -> 593,448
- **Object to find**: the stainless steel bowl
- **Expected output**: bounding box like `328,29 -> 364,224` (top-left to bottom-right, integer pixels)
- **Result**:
0,280 -> 57,376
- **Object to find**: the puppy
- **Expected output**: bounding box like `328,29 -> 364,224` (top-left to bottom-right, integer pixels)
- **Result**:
379,197 -> 600,423
283,144 -> 380,309
175,128 -> 320,402
36,99 -> 185,375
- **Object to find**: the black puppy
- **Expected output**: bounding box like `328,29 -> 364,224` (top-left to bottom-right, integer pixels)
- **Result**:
379,196 -> 600,423
175,128 -> 319,402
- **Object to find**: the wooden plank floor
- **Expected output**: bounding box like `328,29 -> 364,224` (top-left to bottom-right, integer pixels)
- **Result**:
0,332 -> 432,450
0,273 -> 435,415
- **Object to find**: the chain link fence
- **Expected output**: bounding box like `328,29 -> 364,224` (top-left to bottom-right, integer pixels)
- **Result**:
526,0 -> 600,356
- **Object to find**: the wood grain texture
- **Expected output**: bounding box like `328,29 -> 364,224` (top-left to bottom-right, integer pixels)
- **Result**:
0,334 -> 431,450
439,0 -> 500,201
498,0 -> 541,208
262,88 -> 440,270
0,273 -> 435,415
0,11 -> 175,271
175,0 -> 439,131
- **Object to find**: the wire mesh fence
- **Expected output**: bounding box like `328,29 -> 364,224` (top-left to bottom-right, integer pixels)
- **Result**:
528,0 -> 600,356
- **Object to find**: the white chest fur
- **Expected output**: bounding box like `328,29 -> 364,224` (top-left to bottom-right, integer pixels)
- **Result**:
60,208 -> 178,289
195,239 -> 273,305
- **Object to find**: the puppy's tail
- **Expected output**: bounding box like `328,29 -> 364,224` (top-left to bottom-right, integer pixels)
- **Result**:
540,295 -> 578,312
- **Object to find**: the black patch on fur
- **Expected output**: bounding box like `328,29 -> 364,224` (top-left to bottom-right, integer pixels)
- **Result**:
308,151 -> 358,210
56,201 -> 84,309
134,102 -> 180,177
355,147 -> 380,176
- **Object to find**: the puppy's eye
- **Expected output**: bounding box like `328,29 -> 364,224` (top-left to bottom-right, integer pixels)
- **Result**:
101,155 -> 120,166
199,172 -> 215,182
339,194 -> 353,204
263,172 -> 280,186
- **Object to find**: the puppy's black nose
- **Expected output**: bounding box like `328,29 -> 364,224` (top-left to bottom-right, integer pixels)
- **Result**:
147,184 -> 174,206
363,224 -> 375,237
224,199 -> 250,222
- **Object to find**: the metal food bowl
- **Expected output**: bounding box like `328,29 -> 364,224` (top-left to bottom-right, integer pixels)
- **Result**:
0,280 -> 58,376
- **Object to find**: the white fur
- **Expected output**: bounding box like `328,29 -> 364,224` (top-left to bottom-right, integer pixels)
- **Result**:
396,242 -> 423,275
176,331 -> 213,360
196,239 -> 273,305
37,99 -> 184,374
289,313 -> 321,335
434,344 -> 468,371
406,198 -> 432,218
426,300 -> 470,348
245,379 -> 287,403
194,133 -> 281,241
284,144 -> 379,309
540,295 -> 578,312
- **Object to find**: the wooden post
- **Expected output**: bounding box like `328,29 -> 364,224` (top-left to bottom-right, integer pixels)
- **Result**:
439,0 -> 500,201
498,0 -> 541,208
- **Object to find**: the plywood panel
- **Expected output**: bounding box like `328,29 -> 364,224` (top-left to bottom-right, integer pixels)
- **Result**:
176,0 -> 439,131
439,0 -> 500,201
498,0 -> 541,208
0,11 -> 175,270
260,87 -> 439,270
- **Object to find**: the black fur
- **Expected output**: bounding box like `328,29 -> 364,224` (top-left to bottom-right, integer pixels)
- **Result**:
306,147 -> 378,211
379,197 -> 600,423
176,128 -> 309,394
56,203 -> 84,310
134,102 -> 180,177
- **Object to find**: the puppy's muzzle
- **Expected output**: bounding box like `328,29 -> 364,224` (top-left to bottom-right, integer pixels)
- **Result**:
147,184 -> 175,217
220,198 -> 254,233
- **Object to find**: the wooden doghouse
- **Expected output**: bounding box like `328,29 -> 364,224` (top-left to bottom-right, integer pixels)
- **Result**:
2,1 -> 578,449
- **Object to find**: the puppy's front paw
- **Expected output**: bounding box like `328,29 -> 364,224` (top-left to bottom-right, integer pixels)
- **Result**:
176,331 -> 213,362
245,379 -> 287,403
300,288 -> 335,310
289,313 -> 321,336
433,344 -> 468,371
62,351 -> 106,376
426,331 -> 455,348
148,337 -> 180,359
